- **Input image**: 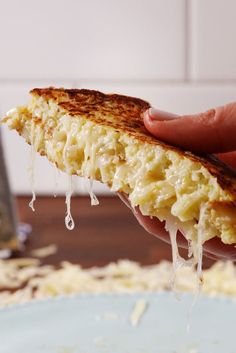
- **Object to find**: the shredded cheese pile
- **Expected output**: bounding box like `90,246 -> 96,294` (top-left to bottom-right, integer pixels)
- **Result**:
0,259 -> 236,307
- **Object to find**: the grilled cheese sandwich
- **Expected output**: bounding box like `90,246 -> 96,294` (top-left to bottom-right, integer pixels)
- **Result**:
3,88 -> 236,266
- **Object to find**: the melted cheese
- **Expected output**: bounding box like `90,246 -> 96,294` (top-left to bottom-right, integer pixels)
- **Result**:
53,164 -> 60,198
29,190 -> 36,212
88,180 -> 99,206
65,175 -> 75,230
165,218 -> 196,294
196,204 -> 208,290
28,126 -> 36,212
165,219 -> 183,290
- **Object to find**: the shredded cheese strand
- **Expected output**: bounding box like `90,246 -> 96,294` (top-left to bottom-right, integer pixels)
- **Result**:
130,299 -> 148,327
88,179 -> 99,206
165,219 -> 185,291
28,125 -> 36,212
53,164 -> 60,198
65,175 -> 75,230
196,204 -> 208,289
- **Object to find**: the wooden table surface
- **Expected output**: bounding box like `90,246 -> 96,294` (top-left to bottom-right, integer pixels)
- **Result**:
16,196 -> 214,268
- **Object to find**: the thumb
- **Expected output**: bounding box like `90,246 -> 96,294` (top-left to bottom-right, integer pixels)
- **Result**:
143,103 -> 236,154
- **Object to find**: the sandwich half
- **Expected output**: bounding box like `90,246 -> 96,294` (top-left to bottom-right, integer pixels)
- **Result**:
3,88 -> 236,266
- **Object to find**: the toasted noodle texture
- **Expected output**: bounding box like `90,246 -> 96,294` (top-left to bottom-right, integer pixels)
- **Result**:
2,87 -> 236,263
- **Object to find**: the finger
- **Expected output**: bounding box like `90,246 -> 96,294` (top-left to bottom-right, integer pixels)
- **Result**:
204,237 -> 236,261
133,209 -> 221,261
118,194 -> 236,261
202,250 -> 220,261
216,151 -> 236,170
144,103 -> 236,154
133,207 -> 188,247
133,208 -> 236,261
117,192 -> 132,210
137,209 -> 236,261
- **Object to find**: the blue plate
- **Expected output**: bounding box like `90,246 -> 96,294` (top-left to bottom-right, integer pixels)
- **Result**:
0,293 -> 235,353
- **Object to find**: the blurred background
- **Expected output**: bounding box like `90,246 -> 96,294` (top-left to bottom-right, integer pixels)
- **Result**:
0,0 -> 235,267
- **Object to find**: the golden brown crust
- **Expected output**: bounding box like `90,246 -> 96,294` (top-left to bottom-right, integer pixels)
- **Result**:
30,87 -> 236,201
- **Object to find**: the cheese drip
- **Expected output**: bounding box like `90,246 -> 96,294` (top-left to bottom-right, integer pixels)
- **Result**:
87,180 -> 99,206
165,215 -> 205,295
53,164 -> 60,198
185,207 -> 207,332
196,204 -> 207,290
165,219 -> 185,291
28,125 -> 36,212
65,175 -> 75,230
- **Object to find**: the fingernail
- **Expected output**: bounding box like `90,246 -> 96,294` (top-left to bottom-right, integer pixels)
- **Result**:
147,108 -> 179,121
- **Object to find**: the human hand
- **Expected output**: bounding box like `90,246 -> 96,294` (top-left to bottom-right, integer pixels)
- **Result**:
119,102 -> 236,261
144,103 -> 236,168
